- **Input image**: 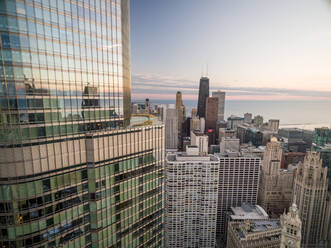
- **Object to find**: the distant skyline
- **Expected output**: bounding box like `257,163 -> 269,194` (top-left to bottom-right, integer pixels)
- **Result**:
130,0 -> 331,101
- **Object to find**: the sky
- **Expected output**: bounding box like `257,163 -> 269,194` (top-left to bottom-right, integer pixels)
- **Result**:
130,0 -> 331,101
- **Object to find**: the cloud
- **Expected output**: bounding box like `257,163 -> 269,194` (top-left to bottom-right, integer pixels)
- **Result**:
131,73 -> 331,101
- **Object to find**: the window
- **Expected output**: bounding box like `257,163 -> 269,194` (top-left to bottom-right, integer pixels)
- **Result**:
43,179 -> 51,192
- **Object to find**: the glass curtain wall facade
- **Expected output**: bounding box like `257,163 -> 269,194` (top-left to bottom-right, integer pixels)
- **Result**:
0,0 -> 130,145
0,126 -> 165,248
0,0 -> 165,248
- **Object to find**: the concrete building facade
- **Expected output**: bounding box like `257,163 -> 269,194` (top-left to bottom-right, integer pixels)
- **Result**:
205,97 -> 218,132
280,202 -> 302,248
190,130 -> 209,154
254,115 -> 264,128
258,138 -> 294,216
220,137 -> 240,153
219,128 -> 236,141
190,117 -> 201,132
244,113 -> 253,124
215,152 -> 261,240
293,151 -> 329,247
165,148 -> 219,248
226,219 -> 282,248
227,116 -> 244,130
165,106 -> 178,149
176,91 -> 185,148
268,119 -> 280,132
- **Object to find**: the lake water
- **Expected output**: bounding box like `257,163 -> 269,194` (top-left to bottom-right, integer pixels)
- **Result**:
146,99 -> 331,130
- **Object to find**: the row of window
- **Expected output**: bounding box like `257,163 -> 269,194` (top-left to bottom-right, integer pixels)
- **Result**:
0,120 -> 123,142
0,169 -> 87,202
0,65 -> 123,85
0,29 -> 122,59
1,48 -> 123,73
1,203 -> 88,241
2,0 -> 121,27
1,110 -> 121,126
0,97 -> 122,110
0,83 -> 124,98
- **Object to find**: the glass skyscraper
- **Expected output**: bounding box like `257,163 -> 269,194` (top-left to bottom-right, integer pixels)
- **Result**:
197,77 -> 209,119
0,1 -> 164,248
0,0 -> 131,144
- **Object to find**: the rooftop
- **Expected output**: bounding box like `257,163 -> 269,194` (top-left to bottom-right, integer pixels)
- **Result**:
215,149 -> 261,158
192,130 -> 207,136
229,203 -> 269,220
246,220 -> 281,233
166,152 -> 219,162
233,219 -> 281,241
228,116 -> 244,120
130,114 -> 162,127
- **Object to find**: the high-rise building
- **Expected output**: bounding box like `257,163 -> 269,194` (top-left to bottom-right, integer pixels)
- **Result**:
258,138 -> 294,216
175,91 -> 185,148
279,128 -> 310,153
182,117 -> 191,137
190,130 -> 208,154
197,77 -> 209,118
293,151 -> 329,247
132,103 -> 139,114
268,119 -> 280,132
165,147 -> 220,248
215,152 -> 261,240
314,144 -> 331,191
313,127 -> 331,148
244,113 -> 253,124
205,97 -> 218,132
219,128 -> 236,141
175,91 -> 182,109
212,91 -> 225,122
312,127 -> 331,193
0,1 -> 165,247
165,105 -> 178,149
220,137 -> 240,153
325,195 -> 331,247
145,98 -> 151,114
0,1 -> 130,144
157,104 -> 167,122
176,91 -> 183,128
280,202 -> 302,248
227,115 -> 244,130
237,124 -> 264,147
190,117 -> 201,132
200,117 -> 205,133
254,115 -> 264,127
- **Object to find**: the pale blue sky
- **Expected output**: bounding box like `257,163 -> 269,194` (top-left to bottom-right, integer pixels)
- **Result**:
130,0 -> 331,100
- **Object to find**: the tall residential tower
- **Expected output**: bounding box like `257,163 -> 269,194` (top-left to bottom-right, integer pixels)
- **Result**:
215,150 -> 261,240
165,147 -> 219,248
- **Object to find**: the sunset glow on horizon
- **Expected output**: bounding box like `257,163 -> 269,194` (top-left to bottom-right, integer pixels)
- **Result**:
130,0 -> 331,101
